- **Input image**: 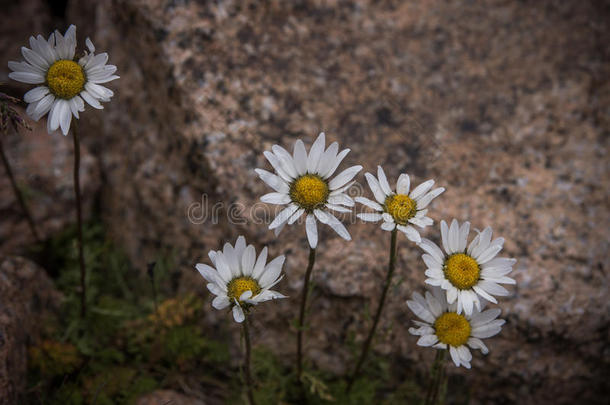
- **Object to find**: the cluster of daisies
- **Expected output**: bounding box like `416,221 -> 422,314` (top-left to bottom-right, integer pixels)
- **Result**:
196,132 -> 516,370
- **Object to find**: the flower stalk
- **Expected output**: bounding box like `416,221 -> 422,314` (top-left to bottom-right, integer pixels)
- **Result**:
296,247 -> 317,386
424,349 -> 447,405
346,227 -> 398,393
242,314 -> 257,405
72,122 -> 87,318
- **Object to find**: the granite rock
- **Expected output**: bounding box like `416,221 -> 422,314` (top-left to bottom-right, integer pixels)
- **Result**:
0,256 -> 61,405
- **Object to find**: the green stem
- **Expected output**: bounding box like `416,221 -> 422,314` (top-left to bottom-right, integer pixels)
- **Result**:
296,247 -> 317,387
72,123 -> 87,318
346,228 -> 398,393
0,137 -> 40,242
424,349 -> 446,405
242,314 -> 257,405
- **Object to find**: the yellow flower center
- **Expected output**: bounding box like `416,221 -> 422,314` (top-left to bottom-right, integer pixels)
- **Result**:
384,194 -> 417,225
289,174 -> 329,211
227,277 -> 261,303
434,312 -> 471,347
46,60 -> 85,99
444,253 -> 480,290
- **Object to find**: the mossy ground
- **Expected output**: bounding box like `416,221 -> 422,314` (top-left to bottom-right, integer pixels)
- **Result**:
22,220 -> 468,404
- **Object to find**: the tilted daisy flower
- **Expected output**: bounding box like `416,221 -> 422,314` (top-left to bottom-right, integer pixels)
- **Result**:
255,132 -> 362,249
407,286 -> 505,368
195,236 -> 287,323
356,166 -> 445,243
419,219 -> 516,316
8,25 -> 119,135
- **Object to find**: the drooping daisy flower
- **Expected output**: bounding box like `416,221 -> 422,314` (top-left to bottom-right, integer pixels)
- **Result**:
195,236 -> 287,323
419,219 -> 516,316
255,132 -> 362,249
355,166 -> 445,243
8,25 -> 119,135
407,286 -> 505,368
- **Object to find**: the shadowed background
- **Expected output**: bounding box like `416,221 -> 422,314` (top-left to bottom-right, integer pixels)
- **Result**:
1,0 -> 609,404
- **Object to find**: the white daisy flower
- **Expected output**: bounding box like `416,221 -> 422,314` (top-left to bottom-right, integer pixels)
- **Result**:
419,219 -> 517,316
195,236 -> 287,323
407,286 -> 506,369
355,166 -> 445,243
255,132 -> 362,249
8,25 -> 119,135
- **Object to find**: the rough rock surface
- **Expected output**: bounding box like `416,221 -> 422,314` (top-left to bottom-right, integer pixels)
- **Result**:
1,0 -> 606,403
0,256 -> 61,405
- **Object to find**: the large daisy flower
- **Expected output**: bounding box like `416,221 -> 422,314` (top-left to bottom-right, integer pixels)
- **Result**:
407,286 -> 505,369
8,25 -> 119,135
419,219 -> 516,316
255,132 -> 362,249
355,166 -> 445,243
195,236 -> 287,323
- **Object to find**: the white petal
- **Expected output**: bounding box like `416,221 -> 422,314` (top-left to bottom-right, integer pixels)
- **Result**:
80,90 -> 103,109
241,245 -> 256,276
448,219 -> 460,254
376,166 -> 392,195
264,151 -> 293,182
292,139 -> 308,175
410,179 -> 435,200
355,196 -> 383,211
381,221 -> 396,231
467,337 -> 489,354
397,225 -> 421,243
252,247 -> 268,279
31,94 -> 55,120
322,148 -> 350,178
58,100 -> 72,135
8,71 -> 45,84
24,86 -> 49,103
364,173 -> 387,204
261,192 -> 291,205
477,280 -> 509,296
328,165 -> 362,190
417,335 -> 438,347
255,168 -> 289,193
270,146 -> 298,179
418,238 -> 446,264
469,227 -> 492,257
307,132 -> 326,173
396,173 -> 410,194
406,298 -> 435,323
259,255 -> 285,288
416,187 -> 445,209
269,204 -> 299,229
470,308 -> 502,327
327,193 -> 354,207
212,295 -> 230,310
458,221 -> 471,252
314,209 -> 350,240
316,142 -> 339,177
214,254 -> 233,284
358,213 -> 383,222
288,208 -> 305,224
325,203 -> 352,213
449,346 -> 461,367
232,305 -> 245,323
306,214 -> 318,248
21,47 -> 48,70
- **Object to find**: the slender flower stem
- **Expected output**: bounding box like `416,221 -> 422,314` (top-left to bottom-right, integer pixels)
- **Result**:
296,247 -> 317,386
0,137 -> 40,242
346,228 -> 398,393
424,349 -> 446,405
242,314 -> 257,405
72,123 -> 87,318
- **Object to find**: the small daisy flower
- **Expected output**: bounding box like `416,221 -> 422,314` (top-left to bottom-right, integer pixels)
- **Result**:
419,219 -> 516,316
195,236 -> 287,323
407,286 -> 506,369
355,166 -> 445,243
8,25 -> 119,135
255,132 -> 362,249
